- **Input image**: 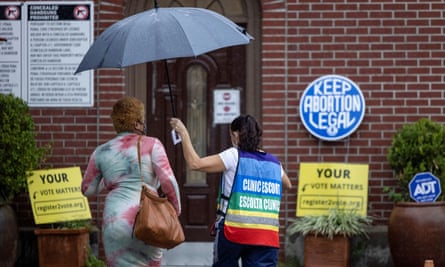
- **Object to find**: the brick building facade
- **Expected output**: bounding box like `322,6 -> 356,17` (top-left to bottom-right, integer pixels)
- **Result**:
8,0 -> 445,258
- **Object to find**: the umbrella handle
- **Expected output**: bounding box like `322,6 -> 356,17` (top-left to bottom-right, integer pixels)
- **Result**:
164,60 -> 176,117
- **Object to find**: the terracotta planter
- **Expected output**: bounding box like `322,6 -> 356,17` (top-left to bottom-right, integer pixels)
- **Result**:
0,203 -> 18,267
35,227 -> 89,267
304,234 -> 350,267
388,201 -> 445,267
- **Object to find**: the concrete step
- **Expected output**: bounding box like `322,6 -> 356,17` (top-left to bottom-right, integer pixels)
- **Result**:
162,242 -> 213,267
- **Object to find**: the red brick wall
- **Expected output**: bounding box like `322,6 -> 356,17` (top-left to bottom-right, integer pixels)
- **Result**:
10,0 -> 445,255
8,0 -> 127,259
26,0 -> 126,173
261,0 -> 445,228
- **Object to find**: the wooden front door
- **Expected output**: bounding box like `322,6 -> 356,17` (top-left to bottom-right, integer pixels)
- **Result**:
146,45 -> 246,241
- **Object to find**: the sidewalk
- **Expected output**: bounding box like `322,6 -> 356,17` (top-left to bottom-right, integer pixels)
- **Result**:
161,242 -> 213,267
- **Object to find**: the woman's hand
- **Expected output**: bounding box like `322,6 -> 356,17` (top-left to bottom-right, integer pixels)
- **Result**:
169,117 -> 186,136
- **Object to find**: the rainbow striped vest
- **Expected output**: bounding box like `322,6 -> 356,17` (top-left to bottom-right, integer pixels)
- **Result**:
222,150 -> 282,248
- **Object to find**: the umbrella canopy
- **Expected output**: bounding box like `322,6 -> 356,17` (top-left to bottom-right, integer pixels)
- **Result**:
75,7 -> 253,74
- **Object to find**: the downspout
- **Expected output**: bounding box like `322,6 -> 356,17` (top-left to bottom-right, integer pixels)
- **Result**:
284,1 -> 290,225
95,0 -> 101,162
95,0 -> 102,255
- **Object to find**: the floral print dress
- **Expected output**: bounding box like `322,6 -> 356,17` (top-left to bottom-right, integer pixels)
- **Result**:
82,133 -> 181,267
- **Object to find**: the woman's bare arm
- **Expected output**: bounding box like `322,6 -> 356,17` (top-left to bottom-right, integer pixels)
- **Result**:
170,118 -> 225,173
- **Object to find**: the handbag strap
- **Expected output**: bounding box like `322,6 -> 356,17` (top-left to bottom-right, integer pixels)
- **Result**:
217,149 -> 240,216
137,135 -> 166,197
133,135 -> 144,240
137,135 -> 144,183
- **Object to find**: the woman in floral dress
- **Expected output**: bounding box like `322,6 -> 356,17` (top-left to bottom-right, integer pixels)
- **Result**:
82,97 -> 181,267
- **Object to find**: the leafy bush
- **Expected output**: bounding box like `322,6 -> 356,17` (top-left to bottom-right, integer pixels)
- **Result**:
387,118 -> 445,202
0,93 -> 49,202
57,219 -> 92,230
86,246 -> 106,267
287,208 -> 372,240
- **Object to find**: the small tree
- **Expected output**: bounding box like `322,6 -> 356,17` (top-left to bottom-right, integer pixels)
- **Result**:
0,93 -> 49,202
387,118 -> 445,202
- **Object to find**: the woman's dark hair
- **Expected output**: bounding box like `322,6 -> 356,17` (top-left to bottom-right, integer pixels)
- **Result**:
230,114 -> 262,151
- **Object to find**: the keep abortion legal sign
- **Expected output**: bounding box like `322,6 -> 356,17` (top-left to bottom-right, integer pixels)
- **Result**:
299,75 -> 366,141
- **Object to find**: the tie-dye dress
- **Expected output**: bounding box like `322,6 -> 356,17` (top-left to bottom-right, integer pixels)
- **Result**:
82,133 -> 181,267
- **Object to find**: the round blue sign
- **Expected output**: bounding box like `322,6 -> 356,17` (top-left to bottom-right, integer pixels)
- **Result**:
299,75 -> 366,141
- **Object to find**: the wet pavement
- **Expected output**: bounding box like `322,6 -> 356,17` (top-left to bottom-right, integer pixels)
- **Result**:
161,242 -> 213,267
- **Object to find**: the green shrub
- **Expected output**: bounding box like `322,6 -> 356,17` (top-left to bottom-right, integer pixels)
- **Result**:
287,208 -> 372,240
57,219 -> 92,230
86,246 -> 106,267
0,93 -> 49,202
387,118 -> 445,202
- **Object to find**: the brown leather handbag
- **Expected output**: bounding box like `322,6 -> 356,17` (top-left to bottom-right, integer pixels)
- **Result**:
133,136 -> 185,249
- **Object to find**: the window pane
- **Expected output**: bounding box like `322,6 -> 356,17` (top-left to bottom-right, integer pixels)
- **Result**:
186,64 -> 207,184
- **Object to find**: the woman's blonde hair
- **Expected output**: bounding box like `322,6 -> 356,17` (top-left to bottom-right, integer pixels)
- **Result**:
110,97 -> 144,133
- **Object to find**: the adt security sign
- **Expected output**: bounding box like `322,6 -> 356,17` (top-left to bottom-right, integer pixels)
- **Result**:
299,75 -> 365,141
409,172 -> 442,202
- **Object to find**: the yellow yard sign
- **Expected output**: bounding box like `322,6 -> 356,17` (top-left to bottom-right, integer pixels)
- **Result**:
297,162 -> 369,217
27,167 -> 91,224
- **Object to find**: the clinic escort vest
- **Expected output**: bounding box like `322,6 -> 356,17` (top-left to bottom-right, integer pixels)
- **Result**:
223,150 -> 282,248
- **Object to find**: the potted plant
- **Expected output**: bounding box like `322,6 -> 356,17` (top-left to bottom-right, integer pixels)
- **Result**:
34,219 -> 93,267
0,93 -> 49,267
86,245 -> 107,267
287,208 -> 372,267
386,118 -> 445,267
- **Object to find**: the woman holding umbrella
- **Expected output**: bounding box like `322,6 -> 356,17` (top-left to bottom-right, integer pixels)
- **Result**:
82,97 -> 181,267
170,114 -> 291,267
